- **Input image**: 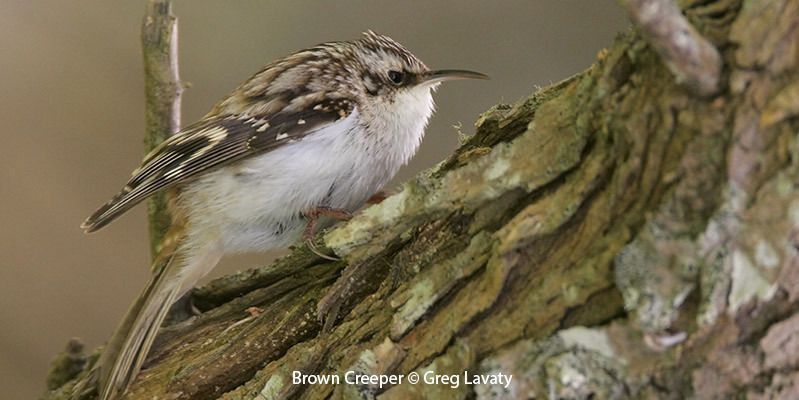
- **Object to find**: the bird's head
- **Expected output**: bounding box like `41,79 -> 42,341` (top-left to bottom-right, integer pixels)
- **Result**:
348,30 -> 487,108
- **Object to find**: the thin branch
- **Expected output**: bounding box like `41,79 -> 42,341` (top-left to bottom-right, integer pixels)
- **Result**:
141,0 -> 182,258
622,0 -> 721,96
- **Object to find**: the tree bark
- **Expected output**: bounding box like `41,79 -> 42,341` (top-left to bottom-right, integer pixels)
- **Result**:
44,0 -> 799,398
142,0 -> 181,259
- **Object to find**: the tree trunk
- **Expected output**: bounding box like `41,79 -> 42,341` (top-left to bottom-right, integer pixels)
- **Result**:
43,0 -> 799,398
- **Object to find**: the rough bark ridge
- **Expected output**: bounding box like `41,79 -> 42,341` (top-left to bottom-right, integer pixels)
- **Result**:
44,0 -> 799,398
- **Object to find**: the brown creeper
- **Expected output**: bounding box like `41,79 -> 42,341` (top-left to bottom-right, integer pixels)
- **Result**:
80,30 -> 486,400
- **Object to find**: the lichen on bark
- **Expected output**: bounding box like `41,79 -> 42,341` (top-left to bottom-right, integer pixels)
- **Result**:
43,0 -> 799,399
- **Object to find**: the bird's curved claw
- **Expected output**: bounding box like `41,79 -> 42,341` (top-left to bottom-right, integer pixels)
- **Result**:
305,238 -> 340,261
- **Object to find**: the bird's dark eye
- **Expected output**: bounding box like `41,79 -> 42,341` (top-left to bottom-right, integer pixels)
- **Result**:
387,70 -> 405,85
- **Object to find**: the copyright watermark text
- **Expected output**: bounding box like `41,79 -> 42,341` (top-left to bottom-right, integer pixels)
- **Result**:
292,370 -> 512,389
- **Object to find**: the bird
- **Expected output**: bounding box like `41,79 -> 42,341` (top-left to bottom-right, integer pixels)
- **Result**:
80,30 -> 487,399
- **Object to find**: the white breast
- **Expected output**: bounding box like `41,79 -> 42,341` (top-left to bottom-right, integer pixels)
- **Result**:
181,86 -> 436,254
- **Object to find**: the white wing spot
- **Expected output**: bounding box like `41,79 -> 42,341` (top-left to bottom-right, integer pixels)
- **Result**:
313,104 -> 322,110
164,167 -> 183,179
186,126 -> 228,162
197,126 -> 229,142
276,133 -> 289,140
297,119 -> 306,125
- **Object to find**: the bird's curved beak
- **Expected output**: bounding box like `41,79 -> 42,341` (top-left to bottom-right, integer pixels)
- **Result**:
420,69 -> 489,86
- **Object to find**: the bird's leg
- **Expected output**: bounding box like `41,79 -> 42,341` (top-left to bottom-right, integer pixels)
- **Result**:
366,190 -> 389,205
302,206 -> 353,261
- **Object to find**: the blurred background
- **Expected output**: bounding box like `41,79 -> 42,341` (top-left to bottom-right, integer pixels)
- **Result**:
0,1 -> 627,398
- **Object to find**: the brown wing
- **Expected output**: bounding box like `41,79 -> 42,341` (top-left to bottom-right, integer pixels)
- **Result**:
81,102 -> 353,233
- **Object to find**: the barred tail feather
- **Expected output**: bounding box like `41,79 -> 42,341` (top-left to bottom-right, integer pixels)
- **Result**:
99,263 -> 179,400
95,236 -> 222,400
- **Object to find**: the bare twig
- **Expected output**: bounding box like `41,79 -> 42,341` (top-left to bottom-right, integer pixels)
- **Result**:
141,0 -> 182,258
622,0 -> 721,96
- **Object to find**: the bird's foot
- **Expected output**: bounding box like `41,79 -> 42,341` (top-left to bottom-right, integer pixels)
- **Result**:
366,190 -> 389,205
302,206 -> 352,261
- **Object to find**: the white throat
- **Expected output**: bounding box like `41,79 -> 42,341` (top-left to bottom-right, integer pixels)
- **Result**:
364,85 -> 437,168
